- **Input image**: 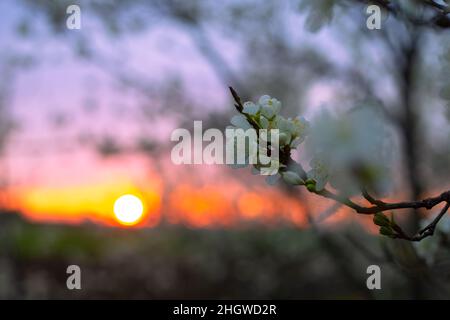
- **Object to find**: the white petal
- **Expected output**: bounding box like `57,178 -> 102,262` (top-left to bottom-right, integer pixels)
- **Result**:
261,105 -> 275,118
230,115 -> 252,129
242,102 -> 259,115
282,171 -> 304,185
272,99 -> 282,114
258,95 -> 271,105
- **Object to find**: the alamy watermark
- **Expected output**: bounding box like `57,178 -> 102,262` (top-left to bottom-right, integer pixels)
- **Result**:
366,265 -> 381,290
66,265 -> 81,290
170,121 -> 280,175
366,5 -> 382,30
66,5 -> 81,30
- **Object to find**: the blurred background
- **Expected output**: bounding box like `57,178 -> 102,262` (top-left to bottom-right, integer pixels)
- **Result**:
0,0 -> 450,299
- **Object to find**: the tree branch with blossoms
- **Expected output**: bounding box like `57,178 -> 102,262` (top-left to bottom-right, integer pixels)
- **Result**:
228,87 -> 450,242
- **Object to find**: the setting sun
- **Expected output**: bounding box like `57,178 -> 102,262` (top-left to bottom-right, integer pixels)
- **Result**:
114,194 -> 145,226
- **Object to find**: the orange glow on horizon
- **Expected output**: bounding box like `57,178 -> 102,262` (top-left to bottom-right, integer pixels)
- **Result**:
1,169 -> 408,230
8,179 -> 161,227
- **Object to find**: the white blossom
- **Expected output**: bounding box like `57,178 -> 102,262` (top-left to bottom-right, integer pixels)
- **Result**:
281,171 -> 304,185
273,115 -> 310,149
307,157 -> 330,191
242,101 -> 259,115
306,107 -> 392,194
291,117 -> 310,142
259,95 -> 281,118
230,95 -> 391,193
230,114 -> 252,130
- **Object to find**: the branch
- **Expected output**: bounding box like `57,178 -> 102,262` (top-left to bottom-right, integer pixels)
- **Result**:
228,87 -> 450,242
415,202 -> 450,240
423,0 -> 449,13
315,186 -> 450,241
316,187 -> 450,215
391,202 -> 450,241
361,188 -> 386,206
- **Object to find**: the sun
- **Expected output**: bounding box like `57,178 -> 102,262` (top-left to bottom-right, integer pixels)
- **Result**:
113,194 -> 144,226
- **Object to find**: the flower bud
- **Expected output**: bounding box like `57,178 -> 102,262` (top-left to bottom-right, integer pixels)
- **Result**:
306,180 -> 316,192
373,213 -> 390,227
282,171 -> 304,185
379,226 -> 395,237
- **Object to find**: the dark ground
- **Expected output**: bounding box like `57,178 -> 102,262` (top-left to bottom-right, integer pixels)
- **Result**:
0,211 -> 445,299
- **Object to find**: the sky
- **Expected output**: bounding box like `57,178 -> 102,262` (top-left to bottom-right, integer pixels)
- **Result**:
0,0 -> 349,228
0,0 -> 402,231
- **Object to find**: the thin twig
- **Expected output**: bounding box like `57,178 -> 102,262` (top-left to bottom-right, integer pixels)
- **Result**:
316,187 -> 450,215
361,188 -> 386,206
414,202 -> 450,240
